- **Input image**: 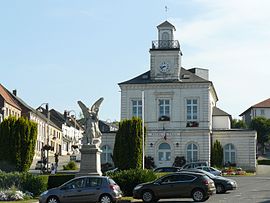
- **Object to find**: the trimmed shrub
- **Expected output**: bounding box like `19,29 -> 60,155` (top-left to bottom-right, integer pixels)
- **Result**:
258,159 -> 270,165
63,161 -> 78,170
0,172 -> 48,196
0,117 -> 37,172
108,169 -> 157,196
47,174 -> 75,189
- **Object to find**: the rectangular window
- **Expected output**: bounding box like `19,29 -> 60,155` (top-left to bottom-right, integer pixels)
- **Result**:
159,99 -> 170,121
261,109 -> 265,115
186,99 -> 198,121
132,100 -> 142,118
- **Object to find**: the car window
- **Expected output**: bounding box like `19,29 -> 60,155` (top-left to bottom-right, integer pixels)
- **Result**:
160,175 -> 178,183
85,177 -> 102,187
66,178 -> 85,189
176,174 -> 196,182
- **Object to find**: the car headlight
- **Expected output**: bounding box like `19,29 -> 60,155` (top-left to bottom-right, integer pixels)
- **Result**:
134,185 -> 143,190
40,190 -> 48,196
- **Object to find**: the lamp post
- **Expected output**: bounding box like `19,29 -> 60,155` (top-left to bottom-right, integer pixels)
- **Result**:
142,91 -> 145,169
64,110 -> 80,152
38,103 -> 51,173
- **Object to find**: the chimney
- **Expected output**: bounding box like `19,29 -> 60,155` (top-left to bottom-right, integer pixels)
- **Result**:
13,89 -> 17,96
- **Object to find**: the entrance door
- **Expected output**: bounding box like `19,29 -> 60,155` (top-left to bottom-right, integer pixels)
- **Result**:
158,143 -> 171,167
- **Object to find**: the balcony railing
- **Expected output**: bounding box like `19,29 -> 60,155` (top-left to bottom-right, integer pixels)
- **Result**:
152,40 -> 180,49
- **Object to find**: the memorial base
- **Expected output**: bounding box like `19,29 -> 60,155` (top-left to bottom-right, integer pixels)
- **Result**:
76,144 -> 102,177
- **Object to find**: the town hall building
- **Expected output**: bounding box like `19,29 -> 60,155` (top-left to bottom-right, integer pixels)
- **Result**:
118,21 -> 257,171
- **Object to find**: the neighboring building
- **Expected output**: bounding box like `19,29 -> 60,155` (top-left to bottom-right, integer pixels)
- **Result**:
118,21 -> 257,171
99,121 -> 118,165
49,109 -> 83,155
0,84 -> 21,122
240,98 -> 270,125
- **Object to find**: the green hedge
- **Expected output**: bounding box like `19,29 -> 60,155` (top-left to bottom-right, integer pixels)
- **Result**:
0,172 -> 48,196
258,159 -> 270,165
107,169 -> 157,196
47,174 -> 75,189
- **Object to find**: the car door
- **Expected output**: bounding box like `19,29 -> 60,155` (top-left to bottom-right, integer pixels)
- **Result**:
170,174 -> 197,197
61,177 -> 86,203
80,177 -> 104,203
154,174 -> 183,198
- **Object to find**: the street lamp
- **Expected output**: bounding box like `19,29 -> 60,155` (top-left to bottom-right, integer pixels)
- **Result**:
37,103 -> 52,173
64,110 -> 80,152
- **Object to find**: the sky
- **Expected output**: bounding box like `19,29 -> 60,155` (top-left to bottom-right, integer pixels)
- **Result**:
1,0 -> 270,121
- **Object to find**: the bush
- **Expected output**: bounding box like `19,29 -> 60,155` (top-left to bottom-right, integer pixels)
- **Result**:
173,156 -> 186,167
0,172 -> 48,196
63,161 -> 78,170
107,168 -> 157,196
47,174 -> 75,189
144,156 -> 155,169
258,159 -> 270,165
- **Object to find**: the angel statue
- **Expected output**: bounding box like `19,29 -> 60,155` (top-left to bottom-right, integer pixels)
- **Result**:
78,97 -> 104,146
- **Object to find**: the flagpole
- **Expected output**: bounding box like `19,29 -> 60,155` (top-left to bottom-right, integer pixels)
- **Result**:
142,90 -> 145,169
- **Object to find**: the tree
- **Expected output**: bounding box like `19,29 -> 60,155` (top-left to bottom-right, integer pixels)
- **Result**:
211,140 -> 223,167
113,117 -> 143,170
250,117 -> 270,150
231,119 -> 247,129
0,117 -> 37,172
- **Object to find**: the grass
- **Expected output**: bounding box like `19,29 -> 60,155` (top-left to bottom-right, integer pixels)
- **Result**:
0,199 -> 38,203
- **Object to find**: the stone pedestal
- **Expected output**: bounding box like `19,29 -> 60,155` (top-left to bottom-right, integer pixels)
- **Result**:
76,144 -> 102,177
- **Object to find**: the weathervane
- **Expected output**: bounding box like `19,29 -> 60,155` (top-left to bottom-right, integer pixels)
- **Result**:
165,5 -> 168,20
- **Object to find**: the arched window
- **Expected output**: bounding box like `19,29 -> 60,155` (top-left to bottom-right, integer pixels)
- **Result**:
158,143 -> 171,161
224,144 -> 236,164
187,143 -> 198,162
162,32 -> 169,40
101,145 -> 112,164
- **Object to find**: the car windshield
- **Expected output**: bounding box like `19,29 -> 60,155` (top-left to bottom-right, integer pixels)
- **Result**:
199,170 -> 216,178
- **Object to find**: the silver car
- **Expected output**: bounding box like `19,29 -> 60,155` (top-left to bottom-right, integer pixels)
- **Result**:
196,166 -> 222,176
39,176 -> 122,203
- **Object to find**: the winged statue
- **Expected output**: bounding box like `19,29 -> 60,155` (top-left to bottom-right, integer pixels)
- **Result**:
78,97 -> 104,146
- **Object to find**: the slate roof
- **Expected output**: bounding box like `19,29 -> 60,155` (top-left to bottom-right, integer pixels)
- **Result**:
157,21 -> 176,30
118,67 -> 210,85
213,106 -> 231,117
239,98 -> 270,116
0,84 -> 21,110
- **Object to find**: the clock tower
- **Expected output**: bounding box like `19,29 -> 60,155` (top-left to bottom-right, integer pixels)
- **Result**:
150,21 -> 182,81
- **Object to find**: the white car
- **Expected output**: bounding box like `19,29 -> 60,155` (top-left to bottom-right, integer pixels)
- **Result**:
35,160 -> 51,171
196,166 -> 222,176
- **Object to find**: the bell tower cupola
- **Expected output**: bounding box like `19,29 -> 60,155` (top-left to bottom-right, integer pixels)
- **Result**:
150,21 -> 182,81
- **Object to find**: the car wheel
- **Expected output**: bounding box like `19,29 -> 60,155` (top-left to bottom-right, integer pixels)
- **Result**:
142,190 -> 155,203
216,184 -> 225,194
99,194 -> 113,203
47,196 -> 60,203
192,189 -> 205,202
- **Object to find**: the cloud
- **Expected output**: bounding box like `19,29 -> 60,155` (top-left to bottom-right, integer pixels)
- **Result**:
170,0 -> 270,118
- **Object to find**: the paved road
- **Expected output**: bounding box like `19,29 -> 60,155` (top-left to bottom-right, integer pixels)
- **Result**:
132,176 -> 270,203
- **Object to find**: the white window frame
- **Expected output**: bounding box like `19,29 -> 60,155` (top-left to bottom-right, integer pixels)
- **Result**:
132,99 -> 142,118
159,99 -> 170,119
186,143 -> 198,162
101,145 -> 113,164
186,98 -> 198,121
224,144 -> 236,164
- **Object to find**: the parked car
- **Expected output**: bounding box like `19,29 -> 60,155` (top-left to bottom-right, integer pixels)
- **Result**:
133,171 -> 216,202
35,160 -> 51,171
153,166 -> 181,173
39,176 -> 122,203
182,161 -> 209,169
196,166 -> 222,176
181,169 -> 237,194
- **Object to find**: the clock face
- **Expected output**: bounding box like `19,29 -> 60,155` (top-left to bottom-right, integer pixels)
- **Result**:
159,62 -> 170,73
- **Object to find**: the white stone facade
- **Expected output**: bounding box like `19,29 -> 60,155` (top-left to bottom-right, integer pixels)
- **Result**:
118,21 -> 257,171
